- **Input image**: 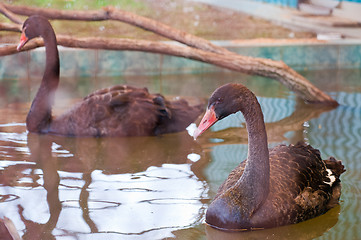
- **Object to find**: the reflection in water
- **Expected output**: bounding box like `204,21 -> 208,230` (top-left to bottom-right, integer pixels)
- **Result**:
0,131 -> 207,239
0,70 -> 360,239
0,216 -> 21,240
206,205 -> 340,240
197,98 -> 334,146
307,92 -> 361,240
203,94 -> 361,240
0,99 -> 341,239
19,134 -> 61,240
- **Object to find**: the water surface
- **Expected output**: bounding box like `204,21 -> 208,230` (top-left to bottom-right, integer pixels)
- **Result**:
0,69 -> 360,239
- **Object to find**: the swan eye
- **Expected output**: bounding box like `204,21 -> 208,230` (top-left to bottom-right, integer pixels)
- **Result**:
215,97 -> 223,104
23,26 -> 28,34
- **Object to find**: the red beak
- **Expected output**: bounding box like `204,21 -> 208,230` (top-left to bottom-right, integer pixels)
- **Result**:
17,32 -> 28,51
193,106 -> 218,140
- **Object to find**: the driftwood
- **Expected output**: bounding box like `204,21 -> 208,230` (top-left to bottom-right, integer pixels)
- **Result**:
0,3 -> 338,106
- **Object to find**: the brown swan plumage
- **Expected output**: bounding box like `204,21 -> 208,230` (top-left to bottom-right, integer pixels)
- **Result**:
194,83 -> 345,231
17,15 -> 202,137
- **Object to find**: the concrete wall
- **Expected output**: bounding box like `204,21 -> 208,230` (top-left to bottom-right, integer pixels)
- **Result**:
2,40 -> 361,79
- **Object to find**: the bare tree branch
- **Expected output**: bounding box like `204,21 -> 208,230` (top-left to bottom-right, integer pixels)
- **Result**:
2,3 -> 228,54
1,36 -> 337,106
0,3 -> 23,24
0,22 -> 21,32
0,4 -> 339,106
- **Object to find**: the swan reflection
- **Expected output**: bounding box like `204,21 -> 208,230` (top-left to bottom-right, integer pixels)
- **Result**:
0,132 -> 207,239
206,205 -> 340,240
0,90 -> 358,239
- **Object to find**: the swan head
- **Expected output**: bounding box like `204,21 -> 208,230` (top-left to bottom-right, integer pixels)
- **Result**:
17,15 -> 52,51
193,83 -> 249,139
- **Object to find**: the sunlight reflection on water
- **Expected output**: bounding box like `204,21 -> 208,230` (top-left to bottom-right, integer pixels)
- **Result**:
0,70 -> 360,239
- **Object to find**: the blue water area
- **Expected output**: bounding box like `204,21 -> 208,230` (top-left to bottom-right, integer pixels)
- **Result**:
0,69 -> 360,239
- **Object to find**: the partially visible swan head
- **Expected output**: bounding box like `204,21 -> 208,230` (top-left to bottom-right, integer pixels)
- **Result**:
194,83 -> 250,139
17,15 -> 52,51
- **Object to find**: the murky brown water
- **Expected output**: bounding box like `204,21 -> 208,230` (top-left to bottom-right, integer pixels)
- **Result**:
0,70 -> 360,239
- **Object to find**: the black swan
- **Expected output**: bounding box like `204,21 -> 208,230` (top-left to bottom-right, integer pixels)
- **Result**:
17,15 -> 202,137
193,83 -> 345,231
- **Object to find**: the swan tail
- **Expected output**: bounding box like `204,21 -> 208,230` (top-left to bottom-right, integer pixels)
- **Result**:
324,156 -> 346,178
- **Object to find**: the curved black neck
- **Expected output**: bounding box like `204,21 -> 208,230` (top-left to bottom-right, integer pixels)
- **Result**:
26,24 -> 59,133
233,90 -> 270,216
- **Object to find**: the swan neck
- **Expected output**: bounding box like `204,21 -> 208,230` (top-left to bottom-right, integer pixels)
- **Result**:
237,92 -> 270,212
43,30 -> 60,81
26,25 -> 59,133
243,101 -> 269,176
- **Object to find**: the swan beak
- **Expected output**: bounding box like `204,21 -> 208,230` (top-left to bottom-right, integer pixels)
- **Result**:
17,32 -> 28,51
193,106 -> 218,140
